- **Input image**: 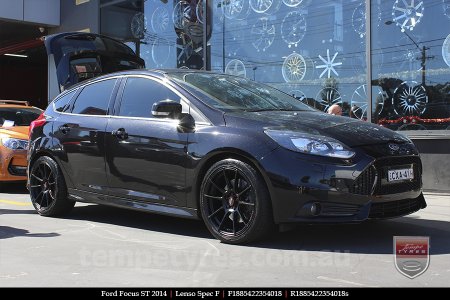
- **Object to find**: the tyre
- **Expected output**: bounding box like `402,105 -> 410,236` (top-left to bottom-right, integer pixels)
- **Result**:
199,159 -> 274,244
29,156 -> 75,216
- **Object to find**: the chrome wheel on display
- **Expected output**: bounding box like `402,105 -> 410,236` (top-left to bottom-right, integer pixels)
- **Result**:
281,11 -> 307,48
282,52 -> 306,83
392,0 -> 424,32
251,17 -> 276,52
315,87 -> 342,112
225,59 -> 246,77
351,84 -> 386,120
392,81 -> 428,116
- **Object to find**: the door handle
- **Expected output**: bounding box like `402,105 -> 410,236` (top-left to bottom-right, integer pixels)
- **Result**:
59,124 -> 70,134
112,128 -> 128,140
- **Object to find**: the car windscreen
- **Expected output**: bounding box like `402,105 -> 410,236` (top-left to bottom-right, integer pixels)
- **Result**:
168,73 -> 315,112
0,108 -> 42,127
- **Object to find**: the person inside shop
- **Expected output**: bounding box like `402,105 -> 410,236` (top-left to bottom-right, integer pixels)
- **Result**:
327,104 -> 342,116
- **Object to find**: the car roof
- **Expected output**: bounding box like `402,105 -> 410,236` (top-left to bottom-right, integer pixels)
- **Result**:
62,69 -> 217,92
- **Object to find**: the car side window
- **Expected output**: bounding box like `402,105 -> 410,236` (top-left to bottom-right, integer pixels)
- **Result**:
53,90 -> 76,112
71,79 -> 116,115
118,77 -> 182,118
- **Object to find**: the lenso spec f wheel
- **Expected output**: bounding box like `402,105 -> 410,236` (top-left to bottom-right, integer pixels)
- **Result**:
29,156 -> 75,216
200,159 -> 273,244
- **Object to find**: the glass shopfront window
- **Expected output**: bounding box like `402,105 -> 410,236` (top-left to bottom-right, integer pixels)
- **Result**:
99,0 -> 450,134
371,0 -> 450,131
209,0 -> 369,118
100,0 -> 205,70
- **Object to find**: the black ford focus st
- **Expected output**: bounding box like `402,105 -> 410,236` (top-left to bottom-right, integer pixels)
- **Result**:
28,70 -> 426,244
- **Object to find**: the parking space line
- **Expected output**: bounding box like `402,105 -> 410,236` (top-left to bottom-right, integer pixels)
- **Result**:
0,199 -> 30,206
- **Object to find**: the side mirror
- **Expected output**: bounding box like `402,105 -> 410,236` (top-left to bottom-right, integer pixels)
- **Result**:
152,100 -> 182,118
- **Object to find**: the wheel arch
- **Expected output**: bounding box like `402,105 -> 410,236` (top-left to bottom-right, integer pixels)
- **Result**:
29,150 -> 74,189
193,148 -> 275,220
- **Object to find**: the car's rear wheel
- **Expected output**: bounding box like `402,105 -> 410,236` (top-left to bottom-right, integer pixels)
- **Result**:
200,159 -> 274,244
29,156 -> 75,216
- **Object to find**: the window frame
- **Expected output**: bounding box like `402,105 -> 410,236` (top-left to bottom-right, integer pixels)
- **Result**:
59,76 -> 121,117
112,74 -> 210,125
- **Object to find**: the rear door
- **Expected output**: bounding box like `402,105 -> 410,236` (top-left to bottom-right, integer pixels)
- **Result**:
52,77 -> 120,198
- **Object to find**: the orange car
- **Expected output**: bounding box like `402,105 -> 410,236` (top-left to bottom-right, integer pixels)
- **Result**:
0,100 -> 42,182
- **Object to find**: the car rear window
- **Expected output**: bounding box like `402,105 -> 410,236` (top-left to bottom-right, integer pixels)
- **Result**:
0,107 -> 42,127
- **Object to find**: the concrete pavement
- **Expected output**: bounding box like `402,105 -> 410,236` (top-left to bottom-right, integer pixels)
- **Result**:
0,183 -> 449,287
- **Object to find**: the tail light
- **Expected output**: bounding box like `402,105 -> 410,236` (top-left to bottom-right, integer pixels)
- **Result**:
29,113 -> 46,139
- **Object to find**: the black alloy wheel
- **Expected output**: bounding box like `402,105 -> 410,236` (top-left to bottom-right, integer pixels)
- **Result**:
29,156 -> 75,216
200,159 -> 273,244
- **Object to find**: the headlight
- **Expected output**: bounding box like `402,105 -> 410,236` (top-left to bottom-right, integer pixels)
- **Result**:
1,138 -> 29,150
265,130 -> 355,159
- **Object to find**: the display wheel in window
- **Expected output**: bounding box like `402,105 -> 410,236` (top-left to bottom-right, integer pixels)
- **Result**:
443,0 -> 450,19
316,49 -> 342,79
196,0 -> 204,24
392,0 -> 424,32
222,0 -> 250,20
251,18 -> 275,52
442,33 -> 450,67
391,34 -> 423,78
176,36 -> 194,65
314,87 -> 342,112
289,89 -> 307,104
350,84 -> 386,120
392,81 -> 428,117
250,0 -> 281,15
173,1 -> 194,30
151,38 -> 172,67
225,59 -> 247,77
151,7 -> 169,33
282,0 -> 303,8
282,53 -> 306,83
131,12 -> 147,39
281,11 -> 307,48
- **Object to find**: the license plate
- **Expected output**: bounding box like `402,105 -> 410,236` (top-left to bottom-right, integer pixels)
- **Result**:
388,168 -> 414,182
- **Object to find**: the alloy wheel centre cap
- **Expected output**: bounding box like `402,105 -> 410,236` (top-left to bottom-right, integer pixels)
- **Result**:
228,194 -> 238,207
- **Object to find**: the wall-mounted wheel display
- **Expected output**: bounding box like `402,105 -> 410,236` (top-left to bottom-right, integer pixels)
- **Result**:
315,87 -> 342,112
251,18 -> 276,52
281,11 -> 307,48
392,0 -> 424,32
392,81 -> 428,116
151,7 -> 169,33
351,84 -> 386,120
282,52 -> 306,83
316,49 -> 342,79
225,59 -> 247,77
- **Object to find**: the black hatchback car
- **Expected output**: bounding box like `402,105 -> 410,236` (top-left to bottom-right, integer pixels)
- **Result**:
28,70 -> 426,244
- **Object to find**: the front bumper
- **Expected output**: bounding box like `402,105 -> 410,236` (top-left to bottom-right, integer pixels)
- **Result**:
0,146 -> 27,181
259,146 -> 426,224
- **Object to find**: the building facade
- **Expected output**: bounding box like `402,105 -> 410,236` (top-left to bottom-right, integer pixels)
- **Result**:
0,0 -> 449,192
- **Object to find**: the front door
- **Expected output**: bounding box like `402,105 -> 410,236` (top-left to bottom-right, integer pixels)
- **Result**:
105,76 -> 189,206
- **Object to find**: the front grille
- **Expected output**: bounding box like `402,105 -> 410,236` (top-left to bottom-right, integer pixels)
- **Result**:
349,156 -> 421,196
349,165 -> 376,195
320,202 -> 362,216
369,198 -> 422,219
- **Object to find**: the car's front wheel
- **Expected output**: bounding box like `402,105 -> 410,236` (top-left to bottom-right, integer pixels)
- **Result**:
29,156 -> 75,216
200,159 -> 274,244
